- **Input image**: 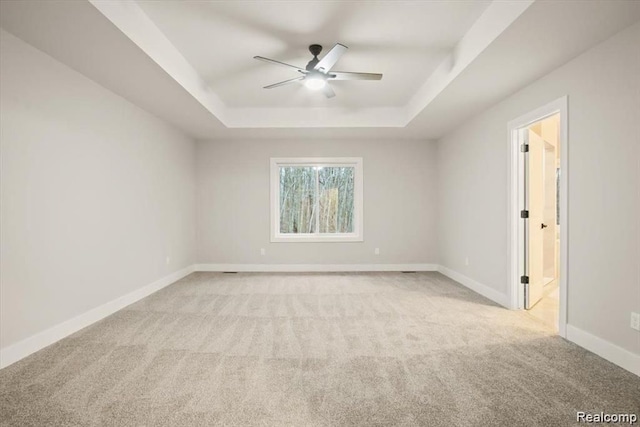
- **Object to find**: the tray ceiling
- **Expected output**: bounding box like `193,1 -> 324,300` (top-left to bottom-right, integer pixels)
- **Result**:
137,0 -> 491,108
2,1 -> 639,138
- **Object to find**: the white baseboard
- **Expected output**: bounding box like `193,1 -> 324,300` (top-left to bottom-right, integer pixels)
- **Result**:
437,265 -> 510,308
0,264 -> 196,369
566,324 -> 640,377
195,263 -> 438,273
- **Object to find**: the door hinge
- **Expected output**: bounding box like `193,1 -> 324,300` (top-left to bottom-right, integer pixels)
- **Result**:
521,144 -> 529,152
520,210 -> 529,219
520,275 -> 529,284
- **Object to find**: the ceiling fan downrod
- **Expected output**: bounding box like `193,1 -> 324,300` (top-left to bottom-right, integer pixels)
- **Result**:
306,44 -> 323,71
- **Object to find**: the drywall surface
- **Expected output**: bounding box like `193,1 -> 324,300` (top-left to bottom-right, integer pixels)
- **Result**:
0,30 -> 197,350
196,138 -> 437,265
437,23 -> 640,354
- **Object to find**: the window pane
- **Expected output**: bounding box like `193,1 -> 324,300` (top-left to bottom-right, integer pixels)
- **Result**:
318,167 -> 354,233
279,166 -> 316,233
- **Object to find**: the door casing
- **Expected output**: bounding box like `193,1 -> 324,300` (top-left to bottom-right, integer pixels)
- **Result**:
507,96 -> 568,337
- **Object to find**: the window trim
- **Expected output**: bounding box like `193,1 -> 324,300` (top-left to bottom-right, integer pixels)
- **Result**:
270,157 -> 364,243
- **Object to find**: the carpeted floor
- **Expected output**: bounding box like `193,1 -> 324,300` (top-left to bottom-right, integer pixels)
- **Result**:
1,272 -> 638,426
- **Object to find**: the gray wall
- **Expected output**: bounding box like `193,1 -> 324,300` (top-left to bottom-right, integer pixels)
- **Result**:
436,23 -> 640,355
196,139 -> 437,265
0,30 -> 197,349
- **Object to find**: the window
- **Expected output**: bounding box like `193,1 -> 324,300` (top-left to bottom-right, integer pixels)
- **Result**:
270,158 -> 363,242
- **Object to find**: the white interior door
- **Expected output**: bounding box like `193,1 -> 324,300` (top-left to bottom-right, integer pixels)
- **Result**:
526,130 -> 545,309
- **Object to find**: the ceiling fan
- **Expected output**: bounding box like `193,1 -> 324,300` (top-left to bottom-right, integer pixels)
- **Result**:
253,43 -> 382,98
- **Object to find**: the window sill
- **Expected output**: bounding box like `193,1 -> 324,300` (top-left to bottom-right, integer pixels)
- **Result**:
271,234 -> 363,243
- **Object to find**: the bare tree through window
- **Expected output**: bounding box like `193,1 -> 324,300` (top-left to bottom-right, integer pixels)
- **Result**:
279,166 -> 354,234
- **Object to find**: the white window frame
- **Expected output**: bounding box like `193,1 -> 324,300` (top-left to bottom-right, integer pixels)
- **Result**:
270,157 -> 364,243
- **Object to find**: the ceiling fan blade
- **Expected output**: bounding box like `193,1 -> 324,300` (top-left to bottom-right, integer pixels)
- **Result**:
254,56 -> 305,72
314,43 -> 348,72
322,83 -> 336,99
263,76 -> 305,89
329,71 -> 383,81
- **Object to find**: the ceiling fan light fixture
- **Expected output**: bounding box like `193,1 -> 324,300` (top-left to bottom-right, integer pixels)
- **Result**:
304,77 -> 326,90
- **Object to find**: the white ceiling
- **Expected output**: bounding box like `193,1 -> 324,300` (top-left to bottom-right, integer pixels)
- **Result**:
136,0 -> 490,108
1,1 -> 639,140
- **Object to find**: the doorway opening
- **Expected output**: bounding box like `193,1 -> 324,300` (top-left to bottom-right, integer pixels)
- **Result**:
508,96 -> 568,337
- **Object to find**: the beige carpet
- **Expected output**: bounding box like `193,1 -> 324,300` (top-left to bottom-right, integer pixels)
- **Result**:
1,272 -> 638,426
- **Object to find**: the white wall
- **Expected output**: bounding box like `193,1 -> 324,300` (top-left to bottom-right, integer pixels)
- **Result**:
437,23 -> 640,355
197,139 -> 437,266
0,30 -> 197,351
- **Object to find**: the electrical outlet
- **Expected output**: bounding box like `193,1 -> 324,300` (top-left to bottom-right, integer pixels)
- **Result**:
374,248 -> 380,255
465,257 -> 469,266
631,312 -> 640,331
165,256 -> 170,265
260,248 -> 266,256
